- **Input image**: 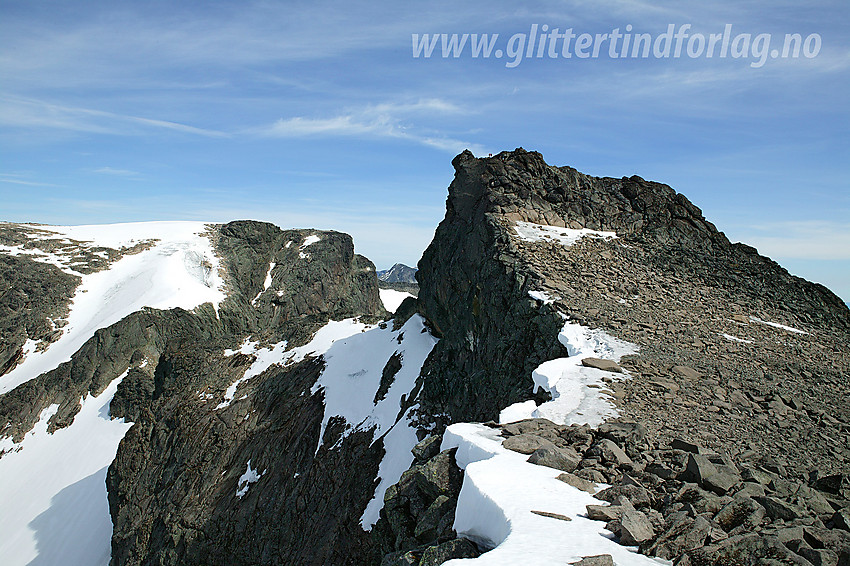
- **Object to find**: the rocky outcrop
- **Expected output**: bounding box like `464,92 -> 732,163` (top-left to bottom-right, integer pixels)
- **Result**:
0,254 -> 78,378
381,148 -> 849,563
372,436 -> 481,565
105,222 -> 391,566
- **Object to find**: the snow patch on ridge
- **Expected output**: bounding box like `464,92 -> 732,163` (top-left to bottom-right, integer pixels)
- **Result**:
217,319 -> 369,410
441,424 -> 666,565
720,333 -> 753,344
513,221 -> 617,247
499,321 -> 637,426
749,316 -> 808,335
301,234 -> 321,248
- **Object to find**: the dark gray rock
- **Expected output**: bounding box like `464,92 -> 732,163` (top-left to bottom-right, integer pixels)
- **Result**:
503,433 -> 557,455
647,513 -> 712,559
557,472 -> 598,494
798,547 -> 839,566
755,495 -> 807,522
569,554 -> 614,566
587,502 -> 630,522
619,509 -> 655,546
581,358 -> 623,373
833,508 -> 850,532
412,436 -> 443,463
681,454 -> 719,485
590,438 -> 633,466
501,417 -> 559,436
671,439 -> 710,454
595,484 -> 653,508
419,538 -> 480,565
714,496 -> 766,534
528,446 -> 581,473
598,421 -> 647,450
688,533 -> 815,565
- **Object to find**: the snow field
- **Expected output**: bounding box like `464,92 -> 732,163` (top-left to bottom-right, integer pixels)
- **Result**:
379,288 -> 414,313
308,315 -> 438,528
0,372 -> 134,566
0,222 -> 226,394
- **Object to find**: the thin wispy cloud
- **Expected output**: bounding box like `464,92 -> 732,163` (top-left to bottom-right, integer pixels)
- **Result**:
0,177 -> 61,188
253,99 -> 490,155
0,95 -> 228,138
92,167 -> 141,178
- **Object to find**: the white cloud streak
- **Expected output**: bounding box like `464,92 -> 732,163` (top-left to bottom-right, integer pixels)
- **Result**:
0,95 -> 228,137
254,99 -> 490,155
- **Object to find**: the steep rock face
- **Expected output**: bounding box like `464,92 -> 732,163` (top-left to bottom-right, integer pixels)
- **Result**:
413,147 -> 736,428
215,221 -> 384,338
106,221 -> 391,566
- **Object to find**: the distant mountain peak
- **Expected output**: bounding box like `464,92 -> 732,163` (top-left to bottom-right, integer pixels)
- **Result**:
376,263 -> 417,284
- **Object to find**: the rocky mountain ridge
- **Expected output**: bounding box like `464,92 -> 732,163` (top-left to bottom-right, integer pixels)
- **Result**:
0,149 -> 848,566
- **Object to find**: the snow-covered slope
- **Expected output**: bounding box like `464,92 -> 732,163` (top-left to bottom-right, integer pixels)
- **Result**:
0,222 -> 226,394
0,375 -> 133,565
379,288 -> 414,313
310,314 -> 438,528
0,222 -> 226,566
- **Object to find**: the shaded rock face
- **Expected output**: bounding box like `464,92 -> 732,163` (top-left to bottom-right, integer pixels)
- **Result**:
105,221 -> 390,566
108,353 -> 385,566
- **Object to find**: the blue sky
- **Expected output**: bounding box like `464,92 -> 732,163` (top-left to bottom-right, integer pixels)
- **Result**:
1,0 -> 848,302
